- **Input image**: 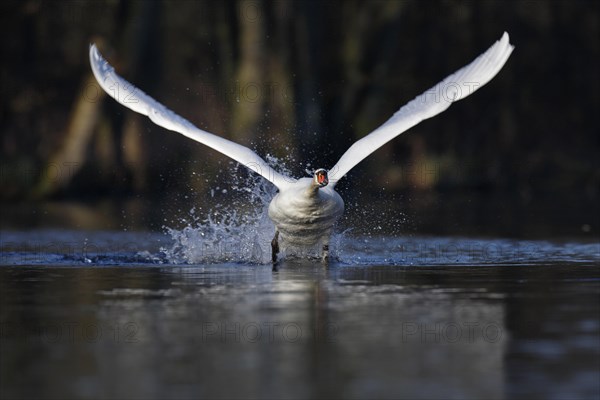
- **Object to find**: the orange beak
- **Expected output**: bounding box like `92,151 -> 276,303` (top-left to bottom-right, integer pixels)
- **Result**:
317,173 -> 328,186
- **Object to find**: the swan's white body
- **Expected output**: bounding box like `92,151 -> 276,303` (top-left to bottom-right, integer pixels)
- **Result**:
89,33 -> 514,259
268,180 -> 344,248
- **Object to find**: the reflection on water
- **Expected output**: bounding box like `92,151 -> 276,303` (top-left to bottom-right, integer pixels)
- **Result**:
0,232 -> 599,399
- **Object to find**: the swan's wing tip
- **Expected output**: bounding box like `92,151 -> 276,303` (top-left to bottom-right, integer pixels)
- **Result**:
89,44 -> 108,74
501,31 -> 515,51
499,31 -> 515,67
89,43 -> 100,60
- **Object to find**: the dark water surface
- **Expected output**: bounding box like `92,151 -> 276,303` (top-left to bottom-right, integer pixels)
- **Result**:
1,231 -> 599,399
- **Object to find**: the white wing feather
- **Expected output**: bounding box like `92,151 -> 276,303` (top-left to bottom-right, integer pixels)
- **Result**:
89,45 -> 294,191
329,32 -> 514,186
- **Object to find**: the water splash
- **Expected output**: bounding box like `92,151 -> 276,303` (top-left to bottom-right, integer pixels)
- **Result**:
161,161 -> 278,264
160,156 -> 348,264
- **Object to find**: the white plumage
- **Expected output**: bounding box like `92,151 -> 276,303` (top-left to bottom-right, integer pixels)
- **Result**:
329,32 -> 514,185
89,32 -> 514,262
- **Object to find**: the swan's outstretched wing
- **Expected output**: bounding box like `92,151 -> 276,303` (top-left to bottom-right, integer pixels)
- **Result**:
89,44 -> 294,191
329,32 -> 514,186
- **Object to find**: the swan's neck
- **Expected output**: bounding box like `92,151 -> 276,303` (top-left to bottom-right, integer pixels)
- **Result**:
305,182 -> 322,197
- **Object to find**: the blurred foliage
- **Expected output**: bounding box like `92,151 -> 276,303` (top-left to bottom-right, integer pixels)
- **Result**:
0,0 -> 598,204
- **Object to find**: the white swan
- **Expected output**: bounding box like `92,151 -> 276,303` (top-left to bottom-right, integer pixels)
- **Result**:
89,32 -> 514,263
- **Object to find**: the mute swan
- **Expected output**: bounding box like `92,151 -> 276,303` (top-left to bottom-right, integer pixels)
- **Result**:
89,32 -> 514,263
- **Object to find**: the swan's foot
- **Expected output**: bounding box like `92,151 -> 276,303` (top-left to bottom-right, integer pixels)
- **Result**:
321,244 -> 329,265
271,231 -> 280,264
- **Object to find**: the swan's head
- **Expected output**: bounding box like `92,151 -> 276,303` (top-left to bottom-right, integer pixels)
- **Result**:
313,168 -> 329,187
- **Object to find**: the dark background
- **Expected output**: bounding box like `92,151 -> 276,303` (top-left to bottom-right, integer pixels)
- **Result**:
1,0 -> 598,238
